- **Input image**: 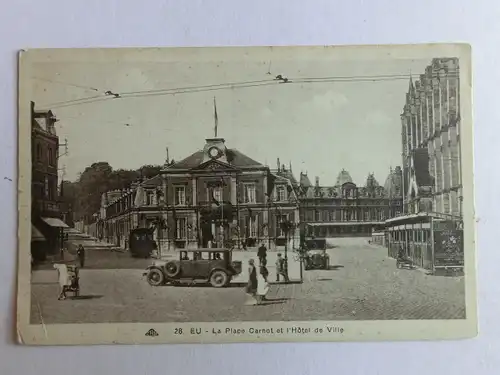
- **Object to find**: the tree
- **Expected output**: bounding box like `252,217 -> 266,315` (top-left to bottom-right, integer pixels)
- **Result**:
77,162 -> 113,223
67,162 -> 164,224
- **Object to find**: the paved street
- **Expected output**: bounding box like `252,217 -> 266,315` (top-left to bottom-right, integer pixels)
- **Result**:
34,248 -> 151,271
30,238 -> 466,324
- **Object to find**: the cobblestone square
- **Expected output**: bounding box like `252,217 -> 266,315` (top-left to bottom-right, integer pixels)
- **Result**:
30,239 -> 465,324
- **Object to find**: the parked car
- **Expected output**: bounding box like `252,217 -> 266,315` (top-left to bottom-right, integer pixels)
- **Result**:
303,239 -> 330,270
143,248 -> 243,288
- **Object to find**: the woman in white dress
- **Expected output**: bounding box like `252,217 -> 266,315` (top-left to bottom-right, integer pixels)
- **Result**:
256,265 -> 270,304
53,263 -> 70,300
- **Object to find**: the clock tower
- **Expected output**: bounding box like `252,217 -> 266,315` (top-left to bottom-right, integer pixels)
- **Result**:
202,137 -> 229,164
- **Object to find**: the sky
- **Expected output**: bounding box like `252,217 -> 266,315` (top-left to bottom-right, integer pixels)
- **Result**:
30,49 -> 430,186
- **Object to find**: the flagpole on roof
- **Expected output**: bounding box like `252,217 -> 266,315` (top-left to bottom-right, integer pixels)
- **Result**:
213,96 -> 218,138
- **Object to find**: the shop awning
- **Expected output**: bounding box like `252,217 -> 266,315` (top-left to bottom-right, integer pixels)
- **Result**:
307,222 -> 385,227
41,217 -> 69,228
31,225 -> 46,242
385,212 -> 430,224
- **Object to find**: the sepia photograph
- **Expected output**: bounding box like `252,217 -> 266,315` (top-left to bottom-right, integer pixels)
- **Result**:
17,44 -> 477,345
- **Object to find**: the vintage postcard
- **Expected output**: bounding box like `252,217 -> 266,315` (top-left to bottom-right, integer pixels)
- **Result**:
17,44 -> 477,345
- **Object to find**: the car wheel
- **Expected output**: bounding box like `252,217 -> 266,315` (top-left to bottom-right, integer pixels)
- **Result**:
210,270 -> 229,288
147,268 -> 165,286
164,261 -> 180,278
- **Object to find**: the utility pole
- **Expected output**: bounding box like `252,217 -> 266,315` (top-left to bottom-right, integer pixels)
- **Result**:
58,138 -> 69,159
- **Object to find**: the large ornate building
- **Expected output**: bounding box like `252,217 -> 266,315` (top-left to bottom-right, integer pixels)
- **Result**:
401,58 -> 462,216
299,168 -> 403,238
98,137 -> 300,253
383,58 -> 464,274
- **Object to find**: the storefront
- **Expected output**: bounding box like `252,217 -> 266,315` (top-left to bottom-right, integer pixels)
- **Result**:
31,224 -> 47,262
370,231 -> 386,247
385,213 -> 464,275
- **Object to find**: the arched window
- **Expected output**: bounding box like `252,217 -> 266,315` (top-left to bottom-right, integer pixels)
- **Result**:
36,144 -> 42,161
48,147 -> 53,165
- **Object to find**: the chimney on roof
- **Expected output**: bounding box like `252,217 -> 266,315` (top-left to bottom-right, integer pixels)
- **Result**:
282,164 -> 286,172
315,176 -> 319,187
277,158 -> 281,172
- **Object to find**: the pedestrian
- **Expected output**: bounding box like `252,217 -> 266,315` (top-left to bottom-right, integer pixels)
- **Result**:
275,253 -> 289,283
257,242 -> 267,266
244,259 -> 258,306
256,265 -> 270,304
77,244 -> 86,268
53,263 -> 70,300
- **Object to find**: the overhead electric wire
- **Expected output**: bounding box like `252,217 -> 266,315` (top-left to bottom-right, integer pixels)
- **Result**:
38,71 -> 459,110
32,76 -> 100,92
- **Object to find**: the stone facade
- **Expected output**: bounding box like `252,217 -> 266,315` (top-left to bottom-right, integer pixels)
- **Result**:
99,138 -> 300,252
401,58 -> 462,218
299,169 -> 403,238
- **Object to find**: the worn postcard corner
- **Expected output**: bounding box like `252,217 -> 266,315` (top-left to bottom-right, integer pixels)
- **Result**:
17,44 -> 477,346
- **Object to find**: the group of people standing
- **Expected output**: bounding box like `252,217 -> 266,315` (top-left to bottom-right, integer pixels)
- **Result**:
245,243 -> 289,306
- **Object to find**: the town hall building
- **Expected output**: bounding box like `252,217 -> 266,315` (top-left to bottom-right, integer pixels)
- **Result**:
98,137 -> 300,253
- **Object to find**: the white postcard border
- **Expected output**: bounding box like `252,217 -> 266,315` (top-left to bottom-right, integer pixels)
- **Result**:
16,44 -> 477,345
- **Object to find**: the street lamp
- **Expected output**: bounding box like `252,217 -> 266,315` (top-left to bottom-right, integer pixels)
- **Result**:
279,219 -> 295,282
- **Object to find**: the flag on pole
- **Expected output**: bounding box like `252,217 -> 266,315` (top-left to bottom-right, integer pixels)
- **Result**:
213,96 -> 218,137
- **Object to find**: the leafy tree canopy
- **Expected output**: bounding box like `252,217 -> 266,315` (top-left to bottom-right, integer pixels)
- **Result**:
63,162 -> 163,224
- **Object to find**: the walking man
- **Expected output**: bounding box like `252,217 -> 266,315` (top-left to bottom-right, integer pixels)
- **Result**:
275,253 -> 289,283
257,242 -> 267,266
77,244 -> 86,268
244,259 -> 258,306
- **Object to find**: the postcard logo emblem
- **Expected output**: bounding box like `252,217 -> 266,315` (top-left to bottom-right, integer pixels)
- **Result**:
145,329 -> 159,337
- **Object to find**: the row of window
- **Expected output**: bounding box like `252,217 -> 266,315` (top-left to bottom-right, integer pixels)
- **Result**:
34,176 -> 57,201
390,229 -> 430,244
172,184 -> 287,206
35,143 -> 56,166
310,225 -> 372,236
306,209 -> 392,222
159,215 -> 290,240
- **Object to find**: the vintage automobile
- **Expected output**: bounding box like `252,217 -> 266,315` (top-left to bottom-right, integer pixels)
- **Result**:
303,239 -> 330,270
143,248 -> 243,288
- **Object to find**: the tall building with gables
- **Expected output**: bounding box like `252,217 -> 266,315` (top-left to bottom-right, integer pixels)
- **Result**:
400,58 -> 462,217
31,102 -> 68,261
298,168 -> 403,238
98,137 -> 300,252
383,58 -> 464,274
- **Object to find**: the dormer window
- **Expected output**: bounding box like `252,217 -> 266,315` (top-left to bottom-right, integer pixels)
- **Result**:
276,185 -> 286,201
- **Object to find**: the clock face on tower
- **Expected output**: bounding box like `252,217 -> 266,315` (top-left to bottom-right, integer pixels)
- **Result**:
208,146 -> 221,159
